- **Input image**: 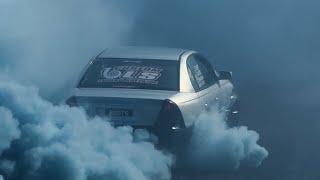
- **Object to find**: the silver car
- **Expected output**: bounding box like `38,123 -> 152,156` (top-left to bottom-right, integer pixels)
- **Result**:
66,47 -> 239,147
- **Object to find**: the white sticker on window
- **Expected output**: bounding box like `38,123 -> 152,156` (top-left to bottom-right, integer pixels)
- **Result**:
100,66 -> 163,84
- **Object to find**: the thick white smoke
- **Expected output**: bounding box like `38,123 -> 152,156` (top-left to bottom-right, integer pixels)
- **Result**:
0,78 -> 269,179
0,80 -> 173,180
0,79 -> 269,178
0,108 -> 20,155
186,109 -> 268,171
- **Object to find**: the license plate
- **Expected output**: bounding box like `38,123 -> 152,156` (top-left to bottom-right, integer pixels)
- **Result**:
106,108 -> 133,117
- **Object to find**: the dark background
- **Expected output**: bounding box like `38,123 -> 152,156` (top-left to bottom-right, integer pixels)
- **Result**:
128,1 -> 320,179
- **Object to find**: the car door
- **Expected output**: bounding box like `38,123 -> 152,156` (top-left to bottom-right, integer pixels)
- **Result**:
186,54 -> 221,112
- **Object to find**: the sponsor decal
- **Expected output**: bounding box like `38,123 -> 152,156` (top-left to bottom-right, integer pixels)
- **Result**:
99,65 -> 163,85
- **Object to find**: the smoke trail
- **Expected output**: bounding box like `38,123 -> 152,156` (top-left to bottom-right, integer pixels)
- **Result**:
0,76 -> 268,179
0,105 -> 20,178
0,108 -> 20,155
186,109 -> 268,171
0,80 -> 173,180
174,85 -> 269,172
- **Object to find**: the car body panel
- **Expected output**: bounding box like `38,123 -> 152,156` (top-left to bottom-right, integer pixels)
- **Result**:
179,50 -> 196,93
74,88 -> 178,100
168,92 -> 202,127
75,96 -> 164,126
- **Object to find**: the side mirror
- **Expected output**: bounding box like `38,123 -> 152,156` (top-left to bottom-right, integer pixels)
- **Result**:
218,71 -> 232,80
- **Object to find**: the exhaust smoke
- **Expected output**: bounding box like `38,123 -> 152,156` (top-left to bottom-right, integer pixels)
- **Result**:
187,108 -> 268,171
0,80 -> 173,180
0,78 -> 269,179
0,107 -> 20,155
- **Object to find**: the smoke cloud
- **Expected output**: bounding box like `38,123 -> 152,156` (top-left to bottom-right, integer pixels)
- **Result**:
0,107 -> 20,155
0,80 -> 173,180
0,78 -> 268,179
178,85 -> 268,172
187,109 -> 268,171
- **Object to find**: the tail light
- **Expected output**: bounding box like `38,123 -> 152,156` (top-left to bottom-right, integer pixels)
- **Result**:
154,99 -> 186,148
157,99 -> 186,131
66,96 -> 78,107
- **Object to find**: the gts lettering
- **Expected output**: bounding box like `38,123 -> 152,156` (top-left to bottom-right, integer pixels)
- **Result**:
102,66 -> 162,80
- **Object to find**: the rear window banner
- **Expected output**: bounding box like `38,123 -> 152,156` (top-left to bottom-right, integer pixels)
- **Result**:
99,66 -> 163,85
78,58 -> 179,91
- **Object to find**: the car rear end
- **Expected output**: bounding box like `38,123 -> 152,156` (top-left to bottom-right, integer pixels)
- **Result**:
67,57 -> 187,148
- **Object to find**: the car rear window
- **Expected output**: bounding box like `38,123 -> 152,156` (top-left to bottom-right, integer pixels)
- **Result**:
78,58 -> 179,91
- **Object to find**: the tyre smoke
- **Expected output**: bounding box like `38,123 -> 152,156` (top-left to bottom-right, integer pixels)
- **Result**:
0,78 -> 268,179
0,80 -> 173,180
187,109 -> 268,170
176,85 -> 268,172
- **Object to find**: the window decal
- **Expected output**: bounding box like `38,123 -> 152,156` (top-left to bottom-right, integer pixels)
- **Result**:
99,65 -> 163,85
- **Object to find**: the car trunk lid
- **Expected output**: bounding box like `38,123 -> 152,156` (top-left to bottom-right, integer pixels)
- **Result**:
70,88 -> 178,126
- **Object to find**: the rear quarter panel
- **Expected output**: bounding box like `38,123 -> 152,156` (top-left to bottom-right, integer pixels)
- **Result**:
171,80 -> 234,128
170,92 -> 203,127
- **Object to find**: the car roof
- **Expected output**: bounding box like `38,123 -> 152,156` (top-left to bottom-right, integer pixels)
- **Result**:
97,46 -> 190,61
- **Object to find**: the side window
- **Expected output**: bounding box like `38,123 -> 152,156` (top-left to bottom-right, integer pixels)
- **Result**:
187,54 -> 217,91
187,58 -> 200,91
196,56 -> 217,86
